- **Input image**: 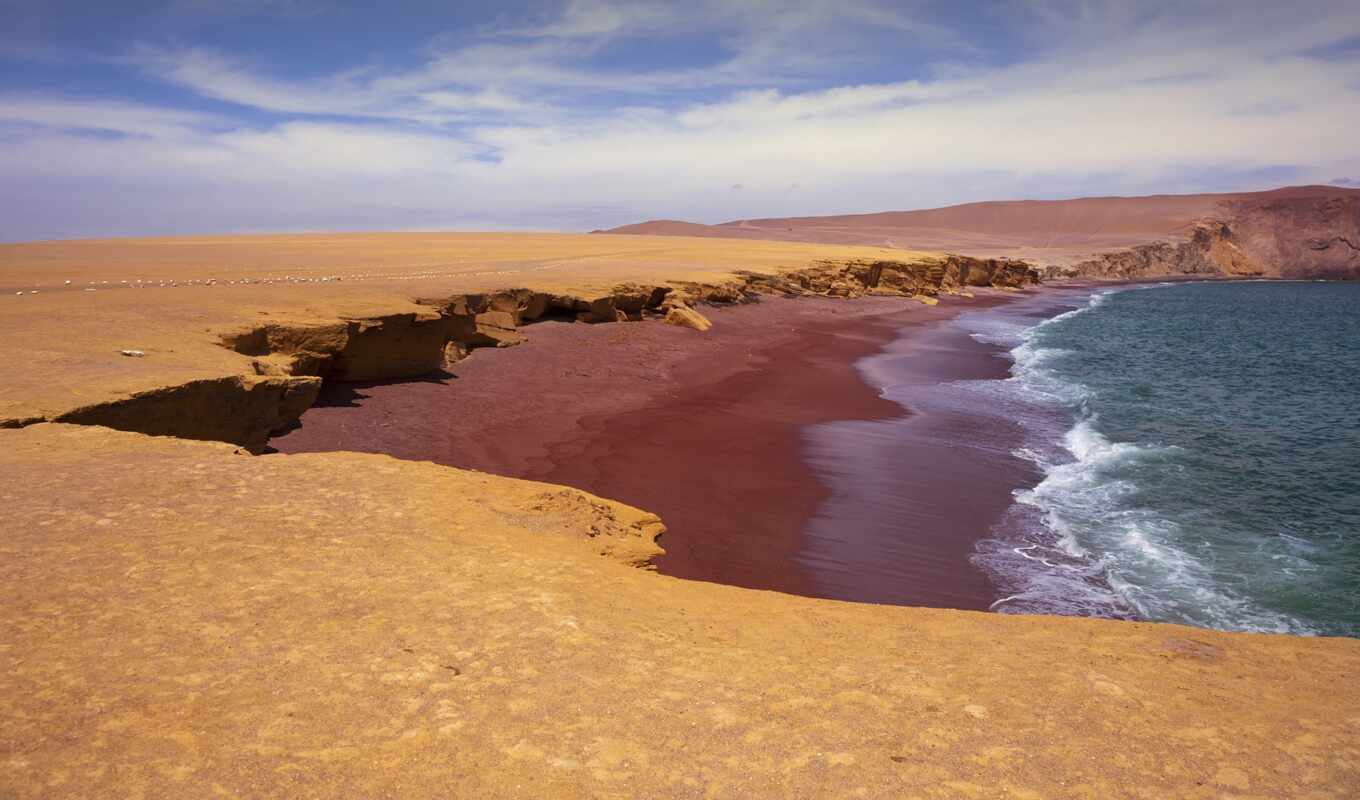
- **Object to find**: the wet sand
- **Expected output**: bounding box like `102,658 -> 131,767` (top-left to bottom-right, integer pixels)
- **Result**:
799,288 -> 1100,608
272,291 -> 1027,607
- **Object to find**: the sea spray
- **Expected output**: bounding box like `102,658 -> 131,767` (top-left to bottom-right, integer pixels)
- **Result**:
964,281 -> 1360,636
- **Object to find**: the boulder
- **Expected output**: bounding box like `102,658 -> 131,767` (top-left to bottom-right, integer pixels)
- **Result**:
663,304 -> 712,332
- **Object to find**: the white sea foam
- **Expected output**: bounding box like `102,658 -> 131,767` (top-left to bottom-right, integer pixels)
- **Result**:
962,287 -> 1318,634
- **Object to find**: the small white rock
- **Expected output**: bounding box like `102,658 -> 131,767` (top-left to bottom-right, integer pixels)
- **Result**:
120,349 -> 146,358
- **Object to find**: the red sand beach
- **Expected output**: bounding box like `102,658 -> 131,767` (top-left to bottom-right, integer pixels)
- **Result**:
272,291 -> 1032,607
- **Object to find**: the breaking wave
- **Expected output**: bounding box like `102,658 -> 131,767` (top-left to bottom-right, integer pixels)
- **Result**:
963,287 -> 1321,635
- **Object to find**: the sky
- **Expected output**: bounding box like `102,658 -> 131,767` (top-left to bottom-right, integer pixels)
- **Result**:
2,0 -> 1359,241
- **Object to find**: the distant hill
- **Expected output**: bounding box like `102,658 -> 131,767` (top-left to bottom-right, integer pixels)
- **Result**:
600,185 -> 1360,278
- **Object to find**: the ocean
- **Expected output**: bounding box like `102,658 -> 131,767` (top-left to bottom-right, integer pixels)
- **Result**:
963,281 -> 1360,637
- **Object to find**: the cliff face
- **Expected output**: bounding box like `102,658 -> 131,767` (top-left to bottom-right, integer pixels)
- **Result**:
1051,191 -> 1360,280
1055,193 -> 1354,281
1055,222 -> 1264,279
1223,192 -> 1360,279
1031,188 -> 1360,281
15,255 -> 1038,452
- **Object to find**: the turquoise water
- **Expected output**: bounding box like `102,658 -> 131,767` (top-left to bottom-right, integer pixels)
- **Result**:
967,281 -> 1360,637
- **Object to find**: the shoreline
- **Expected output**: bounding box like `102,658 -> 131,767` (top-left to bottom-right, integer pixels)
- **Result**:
272,290 -> 1031,604
798,292 -> 1052,608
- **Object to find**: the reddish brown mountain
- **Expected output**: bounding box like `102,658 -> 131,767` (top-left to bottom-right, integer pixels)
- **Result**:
602,185 -> 1360,279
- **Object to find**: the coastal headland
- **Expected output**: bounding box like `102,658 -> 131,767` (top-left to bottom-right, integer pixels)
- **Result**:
604,184 -> 1360,280
4,188 -> 1360,797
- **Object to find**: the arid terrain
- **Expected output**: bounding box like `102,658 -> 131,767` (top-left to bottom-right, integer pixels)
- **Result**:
3,197 -> 1360,798
6,422 -> 1359,798
605,185 -> 1360,279
0,234 -> 937,444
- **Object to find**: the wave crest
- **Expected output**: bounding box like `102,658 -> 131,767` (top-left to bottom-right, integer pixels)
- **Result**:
963,288 -> 1317,635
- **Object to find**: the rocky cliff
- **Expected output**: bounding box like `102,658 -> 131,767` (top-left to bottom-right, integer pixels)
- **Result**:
14,255 -> 1037,451
1051,222 -> 1264,280
1052,190 -> 1360,280
1221,190 -> 1360,279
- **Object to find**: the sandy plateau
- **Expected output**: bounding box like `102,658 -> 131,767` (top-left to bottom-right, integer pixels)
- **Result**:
2,223 -> 1359,798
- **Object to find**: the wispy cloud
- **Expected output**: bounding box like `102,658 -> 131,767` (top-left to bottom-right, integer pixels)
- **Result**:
0,95 -> 224,139
2,0 -> 1359,240
123,0 -> 971,125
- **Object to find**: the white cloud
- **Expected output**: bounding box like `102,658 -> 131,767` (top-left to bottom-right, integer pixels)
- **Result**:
2,0 -> 1360,239
124,0 -> 970,125
0,95 -> 222,138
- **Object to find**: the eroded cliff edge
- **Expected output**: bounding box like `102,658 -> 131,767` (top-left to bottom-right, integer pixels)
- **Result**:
9,185 -> 1357,453
1044,190 -> 1359,280
7,254 -> 1039,451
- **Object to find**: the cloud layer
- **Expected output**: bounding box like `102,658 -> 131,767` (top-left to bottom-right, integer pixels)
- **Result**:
2,0 -> 1359,240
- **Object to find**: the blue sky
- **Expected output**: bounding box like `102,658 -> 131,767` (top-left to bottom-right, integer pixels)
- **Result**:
2,0 -> 1359,240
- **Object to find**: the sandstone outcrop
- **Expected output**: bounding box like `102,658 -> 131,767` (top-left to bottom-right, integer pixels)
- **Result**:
520,488 -> 666,568
1049,222 -> 1265,280
663,303 -> 713,331
221,312 -> 461,381
1030,191 -> 1358,281
737,255 -> 1040,299
1220,190 -> 1360,279
13,257 -> 1036,451
54,374 -> 320,453
2,233 -> 956,441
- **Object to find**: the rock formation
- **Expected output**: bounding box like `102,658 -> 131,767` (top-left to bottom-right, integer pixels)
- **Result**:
27,183 -> 1360,457
53,374 -> 320,452
1048,191 -> 1360,280
663,303 -> 713,331
1219,190 -> 1360,279
1049,222 -> 1266,280
6,256 -> 1039,451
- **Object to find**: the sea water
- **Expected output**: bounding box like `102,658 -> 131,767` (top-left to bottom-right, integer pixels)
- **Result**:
964,281 -> 1360,637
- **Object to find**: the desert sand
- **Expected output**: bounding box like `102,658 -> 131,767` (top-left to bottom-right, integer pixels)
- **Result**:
5,422 -> 1359,798
3,221 -> 1359,798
